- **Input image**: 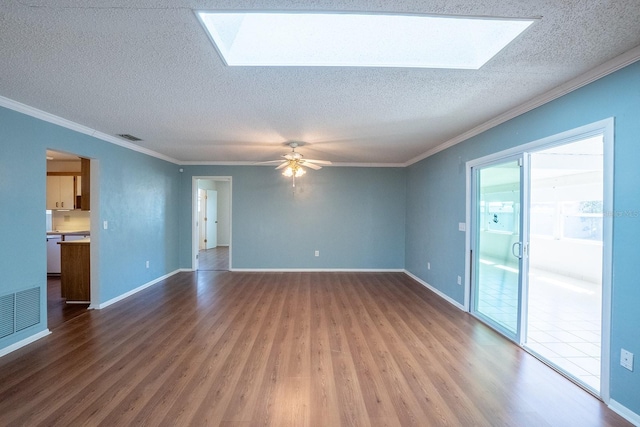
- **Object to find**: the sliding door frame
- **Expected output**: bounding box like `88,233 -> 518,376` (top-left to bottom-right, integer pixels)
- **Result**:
464,118 -> 614,402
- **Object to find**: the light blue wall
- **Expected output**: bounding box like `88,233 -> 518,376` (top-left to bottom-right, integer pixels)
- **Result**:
179,166 -> 406,270
406,61 -> 640,413
0,106 -> 181,349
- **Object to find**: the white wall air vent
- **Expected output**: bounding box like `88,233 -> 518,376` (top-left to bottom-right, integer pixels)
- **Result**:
0,287 -> 40,339
15,288 -> 40,331
116,134 -> 142,142
0,294 -> 14,339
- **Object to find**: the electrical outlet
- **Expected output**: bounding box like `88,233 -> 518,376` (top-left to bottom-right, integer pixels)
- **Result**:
457,275 -> 462,285
314,250 -> 319,257
427,262 -> 431,270
145,260 -> 150,269
621,349 -> 634,371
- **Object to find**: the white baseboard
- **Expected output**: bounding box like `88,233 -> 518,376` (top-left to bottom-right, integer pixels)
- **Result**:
609,399 -> 640,426
0,329 -> 51,358
230,268 -> 405,273
403,270 -> 465,311
97,269 -> 182,309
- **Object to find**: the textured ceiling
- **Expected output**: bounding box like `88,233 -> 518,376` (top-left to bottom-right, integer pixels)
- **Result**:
1,0 -> 640,165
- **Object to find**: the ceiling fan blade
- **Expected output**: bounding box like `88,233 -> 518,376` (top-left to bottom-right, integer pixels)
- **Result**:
300,161 -> 321,170
254,160 -> 286,165
275,162 -> 289,170
303,159 -> 332,165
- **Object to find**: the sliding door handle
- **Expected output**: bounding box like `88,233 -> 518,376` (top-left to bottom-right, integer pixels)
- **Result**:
512,242 -> 523,259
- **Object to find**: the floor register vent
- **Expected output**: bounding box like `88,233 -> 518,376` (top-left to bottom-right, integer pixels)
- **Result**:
0,287 -> 40,339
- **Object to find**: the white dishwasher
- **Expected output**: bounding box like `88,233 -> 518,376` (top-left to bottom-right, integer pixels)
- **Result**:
47,235 -> 62,274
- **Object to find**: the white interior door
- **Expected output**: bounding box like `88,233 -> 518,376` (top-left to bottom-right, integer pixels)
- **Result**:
198,189 -> 206,250
205,190 -> 217,249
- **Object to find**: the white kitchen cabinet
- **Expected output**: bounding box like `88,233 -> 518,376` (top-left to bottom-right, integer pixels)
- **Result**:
46,175 -> 75,210
46,235 -> 62,274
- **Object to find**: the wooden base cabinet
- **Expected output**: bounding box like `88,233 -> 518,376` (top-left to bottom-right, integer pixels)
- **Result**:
59,239 -> 90,303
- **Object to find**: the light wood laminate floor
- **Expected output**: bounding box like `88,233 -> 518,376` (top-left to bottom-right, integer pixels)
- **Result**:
47,276 -> 88,330
198,246 -> 229,271
0,272 -> 630,426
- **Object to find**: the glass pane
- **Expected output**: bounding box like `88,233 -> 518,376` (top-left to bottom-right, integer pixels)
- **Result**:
530,202 -> 556,236
474,159 -> 521,335
562,201 -> 603,241
526,135 -> 603,394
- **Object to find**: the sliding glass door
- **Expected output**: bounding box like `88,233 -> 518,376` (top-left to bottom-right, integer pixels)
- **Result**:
471,156 -> 527,341
468,124 -> 610,398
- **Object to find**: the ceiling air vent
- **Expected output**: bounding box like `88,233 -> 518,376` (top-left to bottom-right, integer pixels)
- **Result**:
116,134 -> 142,142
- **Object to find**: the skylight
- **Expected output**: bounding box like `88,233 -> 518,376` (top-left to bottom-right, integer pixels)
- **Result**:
197,11 -> 536,69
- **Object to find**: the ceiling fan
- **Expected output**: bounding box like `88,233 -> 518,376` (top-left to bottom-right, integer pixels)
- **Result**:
258,142 -> 332,187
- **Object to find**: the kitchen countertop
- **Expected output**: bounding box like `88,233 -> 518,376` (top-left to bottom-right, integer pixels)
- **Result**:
58,237 -> 90,244
47,230 -> 90,236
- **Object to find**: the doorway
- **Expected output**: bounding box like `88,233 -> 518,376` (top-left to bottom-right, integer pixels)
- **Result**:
467,119 -> 613,399
193,177 -> 232,271
46,149 -> 96,329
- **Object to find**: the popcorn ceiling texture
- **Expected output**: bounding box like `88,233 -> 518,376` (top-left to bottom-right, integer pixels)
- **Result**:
1,0 -> 639,163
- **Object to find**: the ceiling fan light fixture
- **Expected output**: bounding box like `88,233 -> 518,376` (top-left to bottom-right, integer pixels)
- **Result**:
253,141 -> 328,187
282,163 -> 306,178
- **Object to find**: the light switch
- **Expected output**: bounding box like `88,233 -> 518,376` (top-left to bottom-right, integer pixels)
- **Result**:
103,220 -> 108,230
458,222 -> 466,231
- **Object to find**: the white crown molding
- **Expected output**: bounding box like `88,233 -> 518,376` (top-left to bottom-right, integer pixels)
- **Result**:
178,160 -> 404,167
179,161 -> 259,166
404,44 -> 640,166
90,130 -> 179,164
0,95 -> 180,164
329,162 -> 405,168
230,268 -> 405,272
